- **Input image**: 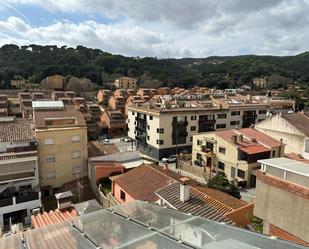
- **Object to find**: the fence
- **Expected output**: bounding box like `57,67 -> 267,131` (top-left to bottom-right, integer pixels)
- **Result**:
179,160 -> 210,180
95,186 -> 118,209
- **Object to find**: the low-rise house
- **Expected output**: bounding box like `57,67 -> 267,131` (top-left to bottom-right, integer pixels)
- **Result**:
86,103 -> 102,121
10,79 -> 26,88
97,89 -> 112,106
136,88 -> 157,98
108,95 -> 126,113
100,110 -> 126,137
253,77 -> 269,88
192,128 -> 285,187
114,77 -> 137,89
254,158 -> 309,246
255,112 -> 309,160
88,151 -> 142,193
0,95 -> 8,117
0,117 -> 41,230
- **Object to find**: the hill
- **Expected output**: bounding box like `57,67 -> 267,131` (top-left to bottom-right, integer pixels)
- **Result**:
1,44 -> 309,89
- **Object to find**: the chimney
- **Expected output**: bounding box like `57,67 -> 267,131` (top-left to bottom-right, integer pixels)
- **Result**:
239,134 -> 243,142
231,135 -> 237,144
179,177 -> 190,203
163,163 -> 168,171
55,191 -> 73,210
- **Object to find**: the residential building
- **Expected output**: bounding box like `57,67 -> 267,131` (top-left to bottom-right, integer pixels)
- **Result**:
253,77 -> 269,88
125,95 -> 146,116
0,117 -> 41,229
0,200 -> 304,249
97,89 -> 112,106
32,101 -> 88,194
136,88 -> 157,98
156,178 -> 254,227
192,128 -> 285,187
252,96 -> 295,113
255,112 -> 309,159
114,76 -> 137,89
254,158 -> 309,246
85,103 -> 102,121
0,95 -> 8,117
41,75 -> 64,90
10,79 -> 26,88
100,110 -> 126,137
108,95 -> 126,113
128,95 -> 270,160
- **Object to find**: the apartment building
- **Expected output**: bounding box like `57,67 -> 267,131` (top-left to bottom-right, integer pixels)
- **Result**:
97,89 -> 112,106
254,158 -> 309,246
114,77 -> 137,89
256,112 -> 309,159
100,110 -> 126,137
0,95 -> 8,117
127,95 -> 270,160
192,128 -> 285,187
253,77 -> 269,88
108,95 -> 126,113
0,117 -> 41,229
32,101 -> 88,194
41,75 -> 64,90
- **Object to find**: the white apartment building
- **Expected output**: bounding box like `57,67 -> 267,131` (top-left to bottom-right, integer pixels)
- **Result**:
0,117 -> 41,230
128,95 -> 270,160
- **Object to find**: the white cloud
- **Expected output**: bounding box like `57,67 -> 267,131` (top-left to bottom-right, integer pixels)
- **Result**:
0,16 -> 194,57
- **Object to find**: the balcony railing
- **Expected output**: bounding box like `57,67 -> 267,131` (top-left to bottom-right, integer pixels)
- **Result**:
0,189 -> 40,207
0,198 -> 13,207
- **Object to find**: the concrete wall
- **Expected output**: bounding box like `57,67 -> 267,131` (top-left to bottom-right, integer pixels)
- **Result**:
254,173 -> 309,243
36,127 -> 88,188
113,183 -> 135,204
255,115 -> 307,157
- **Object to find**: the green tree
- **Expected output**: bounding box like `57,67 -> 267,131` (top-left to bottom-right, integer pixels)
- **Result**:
207,171 -> 241,199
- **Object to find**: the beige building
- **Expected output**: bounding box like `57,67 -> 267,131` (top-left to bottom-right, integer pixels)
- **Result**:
33,101 -> 87,194
254,158 -> 309,246
128,95 -> 270,160
253,77 -> 269,88
255,112 -> 309,159
114,77 -> 137,89
192,128 -> 285,187
41,75 -> 64,90
10,79 -> 26,88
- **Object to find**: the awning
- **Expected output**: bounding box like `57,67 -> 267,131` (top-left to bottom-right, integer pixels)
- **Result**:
239,145 -> 270,155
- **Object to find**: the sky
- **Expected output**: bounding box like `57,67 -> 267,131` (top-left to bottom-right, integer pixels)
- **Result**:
0,0 -> 309,58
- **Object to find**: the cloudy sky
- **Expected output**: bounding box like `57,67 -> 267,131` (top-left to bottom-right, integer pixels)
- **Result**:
0,0 -> 309,58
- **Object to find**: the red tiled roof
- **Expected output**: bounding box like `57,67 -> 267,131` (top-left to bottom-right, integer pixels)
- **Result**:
194,187 -> 247,210
239,145 -> 270,154
31,208 -> 77,228
236,128 -> 283,148
285,153 -> 309,164
113,164 -> 175,202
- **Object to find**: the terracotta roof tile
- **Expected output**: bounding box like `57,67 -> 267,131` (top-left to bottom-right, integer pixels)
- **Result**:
113,164 -> 175,202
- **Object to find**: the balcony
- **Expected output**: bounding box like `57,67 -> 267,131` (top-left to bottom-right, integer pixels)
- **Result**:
0,187 -> 40,208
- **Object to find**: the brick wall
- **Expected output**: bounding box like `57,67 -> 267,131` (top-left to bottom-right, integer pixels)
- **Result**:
225,202 -> 254,227
270,224 -> 309,246
257,171 -> 309,199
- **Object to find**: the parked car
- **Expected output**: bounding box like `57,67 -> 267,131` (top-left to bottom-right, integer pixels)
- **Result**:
162,155 -> 177,163
100,138 -> 110,144
124,137 -> 132,143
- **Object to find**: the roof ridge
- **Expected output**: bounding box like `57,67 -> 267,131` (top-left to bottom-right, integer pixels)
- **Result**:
146,164 -> 179,182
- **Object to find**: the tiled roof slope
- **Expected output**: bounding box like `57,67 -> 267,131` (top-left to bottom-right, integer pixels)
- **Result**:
194,186 -> 247,210
113,164 -> 175,202
156,182 -> 233,224
31,208 -> 77,228
282,112 -> 309,137
0,118 -> 34,142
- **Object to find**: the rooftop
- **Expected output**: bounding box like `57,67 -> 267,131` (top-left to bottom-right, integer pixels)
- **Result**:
0,118 -> 34,142
32,100 -> 64,110
1,200 -> 306,249
281,112 -> 309,137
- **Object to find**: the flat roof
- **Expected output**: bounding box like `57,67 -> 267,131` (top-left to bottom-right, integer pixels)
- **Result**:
32,100 -> 64,109
258,157 -> 309,177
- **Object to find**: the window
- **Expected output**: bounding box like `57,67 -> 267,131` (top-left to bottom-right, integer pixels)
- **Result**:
258,119 -> 265,122
156,139 -> 164,145
231,167 -> 236,178
231,111 -> 240,116
72,167 -> 82,174
219,146 -> 226,154
44,138 -> 54,145
147,136 -> 150,140
237,169 -> 245,179
259,110 -> 267,114
216,124 -> 226,129
71,135 -> 80,143
190,126 -> 196,131
217,114 -> 227,119
147,125 -> 150,130
120,190 -> 126,201
230,121 -> 240,126
72,151 -> 81,159
46,171 -> 56,179
149,115 -> 153,120
45,155 -> 55,163
190,137 -> 193,142
157,128 -> 164,133
191,115 -> 196,120
305,139 -> 309,153
197,140 -> 201,145
132,112 -> 135,115
218,161 -> 225,170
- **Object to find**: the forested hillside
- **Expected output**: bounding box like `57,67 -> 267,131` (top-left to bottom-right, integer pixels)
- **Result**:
1,44 -> 309,89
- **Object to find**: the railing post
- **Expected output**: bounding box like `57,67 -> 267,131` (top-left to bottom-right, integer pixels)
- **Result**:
13,196 -> 16,205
